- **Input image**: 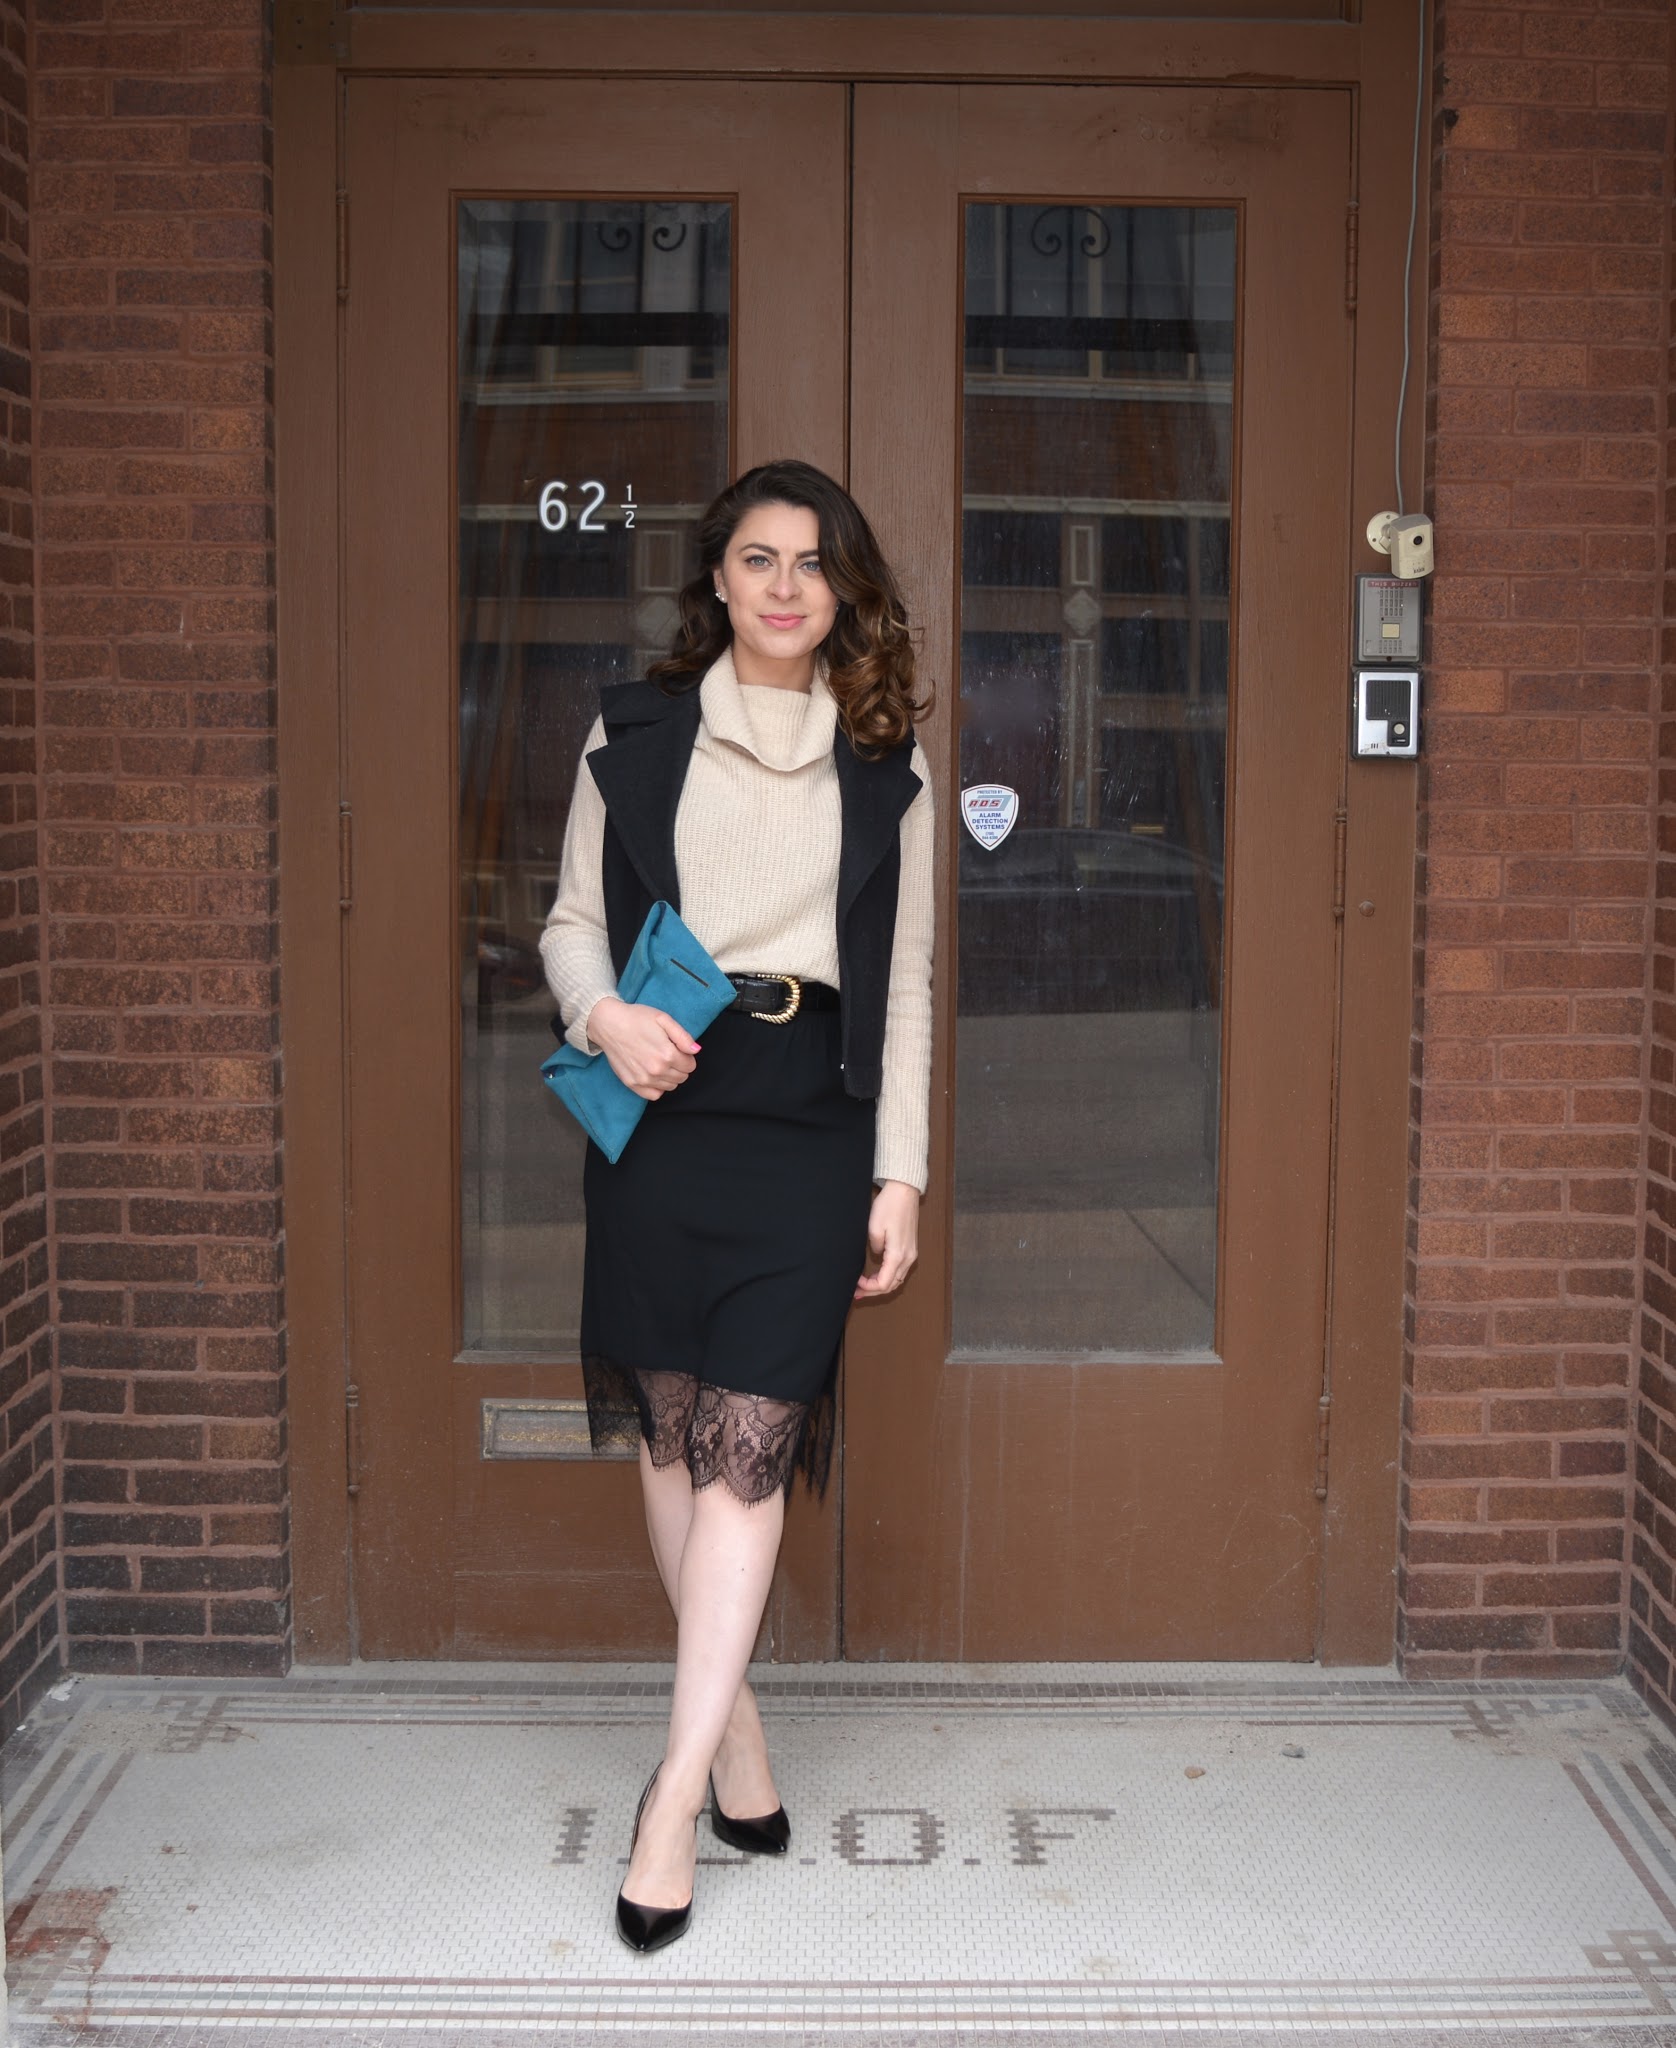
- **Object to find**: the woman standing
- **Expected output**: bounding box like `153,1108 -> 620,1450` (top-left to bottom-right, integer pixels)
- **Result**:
541,459 -> 935,1952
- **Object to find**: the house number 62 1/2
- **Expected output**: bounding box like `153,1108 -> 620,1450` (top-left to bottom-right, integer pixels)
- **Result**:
538,480 -> 636,533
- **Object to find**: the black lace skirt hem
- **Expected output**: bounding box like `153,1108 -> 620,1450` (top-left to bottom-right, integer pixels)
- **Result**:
582,1350 -> 838,1505
576,1005 -> 870,1506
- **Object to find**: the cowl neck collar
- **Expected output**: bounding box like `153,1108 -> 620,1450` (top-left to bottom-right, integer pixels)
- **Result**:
698,645 -> 840,772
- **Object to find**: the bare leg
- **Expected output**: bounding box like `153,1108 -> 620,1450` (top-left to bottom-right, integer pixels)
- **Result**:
623,1477 -> 786,1910
639,1444 -> 780,1818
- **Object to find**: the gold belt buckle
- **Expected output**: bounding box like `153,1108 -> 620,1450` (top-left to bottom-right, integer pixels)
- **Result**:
743,972 -> 801,1023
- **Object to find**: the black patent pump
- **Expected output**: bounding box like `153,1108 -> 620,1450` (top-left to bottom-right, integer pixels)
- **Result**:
709,1772 -> 791,1855
615,1767 -> 695,1953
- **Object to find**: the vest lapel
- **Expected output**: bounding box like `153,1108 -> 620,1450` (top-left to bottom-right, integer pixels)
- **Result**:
835,731 -> 923,926
586,688 -> 701,910
588,681 -> 920,929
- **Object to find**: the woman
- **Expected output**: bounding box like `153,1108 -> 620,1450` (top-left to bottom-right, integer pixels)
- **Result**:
541,458 -> 935,1952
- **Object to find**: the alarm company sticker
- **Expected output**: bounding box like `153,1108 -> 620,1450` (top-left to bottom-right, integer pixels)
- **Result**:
960,783 -> 1019,851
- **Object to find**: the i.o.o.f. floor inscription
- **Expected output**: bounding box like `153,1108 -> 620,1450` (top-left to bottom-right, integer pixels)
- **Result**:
2,1668 -> 1672,2039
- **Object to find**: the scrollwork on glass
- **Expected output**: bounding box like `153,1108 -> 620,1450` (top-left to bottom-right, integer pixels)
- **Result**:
592,208 -> 690,258
1028,205 -> 1112,260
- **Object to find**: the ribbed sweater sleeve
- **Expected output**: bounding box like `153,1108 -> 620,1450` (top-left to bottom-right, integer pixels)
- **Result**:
539,714 -> 617,1055
872,742 -> 935,1193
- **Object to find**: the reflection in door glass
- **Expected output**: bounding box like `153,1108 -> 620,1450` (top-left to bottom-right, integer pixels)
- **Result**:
955,203 -> 1234,1357
457,200 -> 730,1354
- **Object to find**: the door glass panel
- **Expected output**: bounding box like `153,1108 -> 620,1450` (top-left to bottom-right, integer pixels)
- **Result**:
457,199 -> 731,1354
954,202 -> 1235,1357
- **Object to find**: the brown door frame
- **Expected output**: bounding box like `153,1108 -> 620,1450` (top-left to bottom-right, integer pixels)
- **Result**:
275,1 -> 1425,1666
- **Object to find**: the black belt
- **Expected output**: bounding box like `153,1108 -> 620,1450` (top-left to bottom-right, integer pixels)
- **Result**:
726,973 -> 839,1022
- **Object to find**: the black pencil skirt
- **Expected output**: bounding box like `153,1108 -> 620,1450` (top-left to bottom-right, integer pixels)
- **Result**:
579,990 -> 876,1505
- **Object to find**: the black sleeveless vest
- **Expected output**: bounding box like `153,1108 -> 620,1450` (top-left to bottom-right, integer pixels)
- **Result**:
585,677 -> 922,1100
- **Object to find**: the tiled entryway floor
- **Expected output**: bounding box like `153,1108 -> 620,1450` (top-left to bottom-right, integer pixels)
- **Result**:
1,1664 -> 1672,2044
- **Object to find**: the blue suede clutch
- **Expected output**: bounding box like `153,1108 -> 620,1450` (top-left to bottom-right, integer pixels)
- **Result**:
540,901 -> 736,1162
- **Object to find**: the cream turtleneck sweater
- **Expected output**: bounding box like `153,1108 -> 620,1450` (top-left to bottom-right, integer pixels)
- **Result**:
540,649 -> 936,1193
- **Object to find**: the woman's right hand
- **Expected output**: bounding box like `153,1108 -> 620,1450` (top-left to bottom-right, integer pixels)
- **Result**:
583,996 -> 701,1101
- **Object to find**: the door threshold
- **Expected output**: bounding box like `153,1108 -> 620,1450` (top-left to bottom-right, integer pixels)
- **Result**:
272,1654 -> 1414,1687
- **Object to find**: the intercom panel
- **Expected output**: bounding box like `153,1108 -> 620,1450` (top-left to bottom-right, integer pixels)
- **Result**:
1352,669 -> 1419,758
1356,575 -> 1424,663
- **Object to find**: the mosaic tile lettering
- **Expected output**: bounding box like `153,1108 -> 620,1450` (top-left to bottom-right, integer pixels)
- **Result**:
4,1668 -> 1672,2039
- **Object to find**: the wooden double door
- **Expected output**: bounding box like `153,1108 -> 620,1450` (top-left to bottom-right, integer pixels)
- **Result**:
340,77 -> 1356,1661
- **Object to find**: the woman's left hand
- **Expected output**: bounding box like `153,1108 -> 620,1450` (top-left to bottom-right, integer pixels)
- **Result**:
854,1180 -> 920,1300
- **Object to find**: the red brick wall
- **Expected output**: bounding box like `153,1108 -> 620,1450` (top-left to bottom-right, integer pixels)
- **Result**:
1400,0 -> 1659,1678
0,0 -> 56,1737
1632,0 -> 1676,1722
34,0 -> 285,1675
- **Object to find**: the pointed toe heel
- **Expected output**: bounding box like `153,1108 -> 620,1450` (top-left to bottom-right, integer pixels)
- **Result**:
615,1765 -> 696,1954
615,1890 -> 691,1953
709,1773 -> 791,1856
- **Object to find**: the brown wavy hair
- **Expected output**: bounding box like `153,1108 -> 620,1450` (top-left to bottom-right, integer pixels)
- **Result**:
647,459 -> 930,758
